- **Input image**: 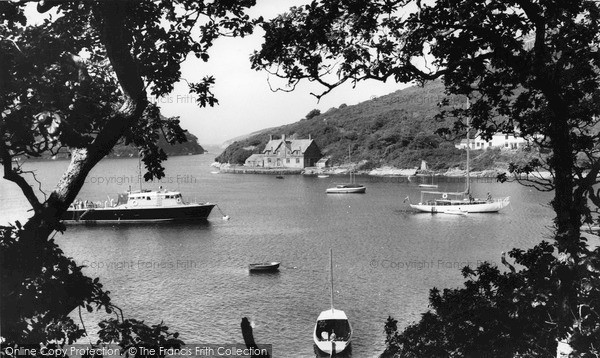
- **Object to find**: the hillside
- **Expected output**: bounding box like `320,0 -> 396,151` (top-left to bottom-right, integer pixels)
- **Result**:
216,80 -> 470,170
35,131 -> 205,160
111,131 -> 206,157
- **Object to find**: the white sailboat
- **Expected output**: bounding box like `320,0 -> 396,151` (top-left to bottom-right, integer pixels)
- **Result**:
409,99 -> 510,213
313,249 -> 352,355
326,147 -> 366,194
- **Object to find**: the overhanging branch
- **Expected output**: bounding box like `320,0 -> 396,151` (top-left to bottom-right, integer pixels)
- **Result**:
0,141 -> 42,213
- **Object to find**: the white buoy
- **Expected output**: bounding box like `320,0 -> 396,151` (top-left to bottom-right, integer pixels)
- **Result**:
222,215 -> 230,221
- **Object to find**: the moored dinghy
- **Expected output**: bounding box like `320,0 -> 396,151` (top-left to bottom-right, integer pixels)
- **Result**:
326,147 -> 366,194
313,249 -> 352,355
248,262 -> 280,272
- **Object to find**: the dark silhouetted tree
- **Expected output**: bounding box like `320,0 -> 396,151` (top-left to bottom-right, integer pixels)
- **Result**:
1,0 -> 258,353
252,0 -> 600,354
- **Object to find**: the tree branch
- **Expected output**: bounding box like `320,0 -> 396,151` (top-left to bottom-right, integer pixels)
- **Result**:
0,141 -> 43,213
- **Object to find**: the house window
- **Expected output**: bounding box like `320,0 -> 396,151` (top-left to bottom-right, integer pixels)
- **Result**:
286,158 -> 290,163
267,158 -> 271,163
505,142 -> 509,147
488,142 -> 492,147
296,158 -> 300,164
505,134 -> 509,140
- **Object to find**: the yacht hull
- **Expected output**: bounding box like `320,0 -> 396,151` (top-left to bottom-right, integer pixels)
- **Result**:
62,203 -> 215,224
313,309 -> 352,355
326,185 -> 366,194
410,197 -> 510,213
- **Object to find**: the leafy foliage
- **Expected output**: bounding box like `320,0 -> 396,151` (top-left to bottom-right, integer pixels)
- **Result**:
252,0 -> 600,354
1,0 -> 258,353
382,242 -> 600,357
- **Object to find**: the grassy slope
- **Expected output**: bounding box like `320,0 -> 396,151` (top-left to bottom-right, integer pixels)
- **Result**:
216,81 -> 537,171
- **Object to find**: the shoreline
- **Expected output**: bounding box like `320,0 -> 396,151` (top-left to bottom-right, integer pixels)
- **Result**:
213,163 -> 552,179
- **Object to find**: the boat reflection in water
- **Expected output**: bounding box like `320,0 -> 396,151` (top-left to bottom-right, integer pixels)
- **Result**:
62,188 -> 215,224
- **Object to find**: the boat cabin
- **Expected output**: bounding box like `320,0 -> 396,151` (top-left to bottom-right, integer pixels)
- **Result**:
314,309 -> 352,343
121,189 -> 186,207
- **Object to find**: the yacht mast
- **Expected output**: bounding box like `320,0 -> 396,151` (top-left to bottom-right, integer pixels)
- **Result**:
138,151 -> 143,192
330,248 -> 334,314
466,98 -> 471,195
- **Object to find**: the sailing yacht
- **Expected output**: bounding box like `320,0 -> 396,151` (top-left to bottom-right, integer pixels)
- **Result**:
409,100 -> 510,213
326,147 -> 366,194
313,249 -> 352,355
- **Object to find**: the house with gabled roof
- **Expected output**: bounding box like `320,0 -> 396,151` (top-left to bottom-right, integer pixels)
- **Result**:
244,134 -> 322,168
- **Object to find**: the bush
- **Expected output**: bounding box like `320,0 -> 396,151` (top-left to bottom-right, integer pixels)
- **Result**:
382,241 -> 600,357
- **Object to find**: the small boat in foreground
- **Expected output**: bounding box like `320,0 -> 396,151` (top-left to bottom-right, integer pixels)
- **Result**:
313,249 -> 352,355
317,174 -> 330,178
248,262 -> 280,272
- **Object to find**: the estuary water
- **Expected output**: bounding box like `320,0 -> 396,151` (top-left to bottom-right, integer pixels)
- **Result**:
0,154 -> 560,357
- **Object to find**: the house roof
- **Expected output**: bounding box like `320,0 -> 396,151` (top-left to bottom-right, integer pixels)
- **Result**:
245,154 -> 264,161
263,138 -> 314,154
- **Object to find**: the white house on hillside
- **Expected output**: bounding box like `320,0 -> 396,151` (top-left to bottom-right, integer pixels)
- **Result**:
455,133 -> 532,150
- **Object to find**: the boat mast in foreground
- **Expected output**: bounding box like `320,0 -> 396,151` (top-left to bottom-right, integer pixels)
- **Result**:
313,249 -> 352,355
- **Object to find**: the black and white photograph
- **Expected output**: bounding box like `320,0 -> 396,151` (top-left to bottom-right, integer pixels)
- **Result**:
1,0 -> 600,357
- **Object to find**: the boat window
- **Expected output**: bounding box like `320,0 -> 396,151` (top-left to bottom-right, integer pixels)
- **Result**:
147,196 -> 151,200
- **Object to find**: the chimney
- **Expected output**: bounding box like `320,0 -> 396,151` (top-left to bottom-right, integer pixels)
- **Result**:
309,134 -> 312,140
282,134 -> 286,141
269,135 -> 273,141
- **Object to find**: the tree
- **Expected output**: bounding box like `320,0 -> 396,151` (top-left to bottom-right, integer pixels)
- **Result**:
1,0 -> 258,352
305,108 -> 321,120
251,0 -> 600,354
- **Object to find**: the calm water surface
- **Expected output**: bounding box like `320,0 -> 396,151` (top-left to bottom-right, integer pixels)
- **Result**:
1,155 -> 559,357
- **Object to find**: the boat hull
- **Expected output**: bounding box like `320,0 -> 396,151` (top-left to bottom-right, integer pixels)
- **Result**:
410,197 -> 510,213
248,262 -> 280,272
326,186 -> 366,194
62,203 -> 215,224
313,309 -> 352,355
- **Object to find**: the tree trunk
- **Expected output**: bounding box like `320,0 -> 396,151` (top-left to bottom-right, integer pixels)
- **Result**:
546,99 -> 580,347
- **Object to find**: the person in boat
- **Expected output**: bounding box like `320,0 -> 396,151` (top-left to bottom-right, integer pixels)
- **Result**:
487,192 -> 492,202
329,330 -> 336,341
468,194 -> 473,203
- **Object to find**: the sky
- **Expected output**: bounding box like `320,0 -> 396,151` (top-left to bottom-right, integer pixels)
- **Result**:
24,1 -> 412,146
153,0 -> 410,146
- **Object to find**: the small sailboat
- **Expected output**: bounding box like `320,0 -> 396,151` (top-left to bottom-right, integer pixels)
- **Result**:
313,249 -> 352,355
326,147 -> 366,194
